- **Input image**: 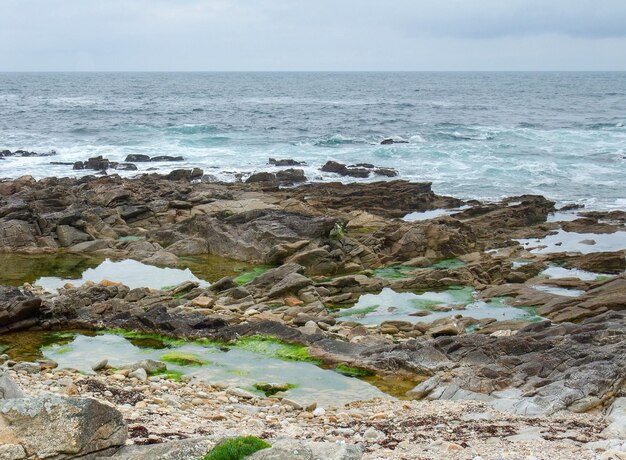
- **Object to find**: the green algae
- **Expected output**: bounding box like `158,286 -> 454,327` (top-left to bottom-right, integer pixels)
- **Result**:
160,351 -> 208,366
202,436 -> 270,460
233,266 -> 271,285
233,336 -> 317,363
334,364 -> 375,378
252,382 -> 297,396
150,369 -> 184,382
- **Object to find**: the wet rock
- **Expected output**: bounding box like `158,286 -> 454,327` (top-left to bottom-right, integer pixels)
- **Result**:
166,168 -> 203,181
381,138 -> 408,145
246,172 -> 278,184
12,362 -> 41,374
321,160 -> 369,178
115,162 -> 138,171
269,158 -> 305,166
276,169 -> 307,185
124,154 -> 151,162
0,396 -> 127,459
151,155 -> 184,162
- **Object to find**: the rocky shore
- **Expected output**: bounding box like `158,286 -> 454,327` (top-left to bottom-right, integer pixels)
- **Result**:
1,169 -> 625,459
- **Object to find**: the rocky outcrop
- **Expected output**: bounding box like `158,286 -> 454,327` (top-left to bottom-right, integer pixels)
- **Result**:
320,160 -> 397,178
180,209 -> 336,263
0,395 -> 127,459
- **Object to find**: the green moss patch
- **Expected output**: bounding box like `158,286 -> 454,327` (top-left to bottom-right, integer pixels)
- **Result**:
203,436 -> 270,460
234,267 -> 270,285
150,369 -> 184,382
234,336 -> 317,363
253,382 -> 297,396
334,364 -> 375,378
160,351 -> 207,366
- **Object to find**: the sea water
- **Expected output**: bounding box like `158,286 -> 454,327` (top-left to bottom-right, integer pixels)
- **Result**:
1,72 -> 625,210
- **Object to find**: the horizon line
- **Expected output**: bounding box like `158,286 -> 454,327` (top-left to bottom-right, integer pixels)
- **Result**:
1,69 -> 626,73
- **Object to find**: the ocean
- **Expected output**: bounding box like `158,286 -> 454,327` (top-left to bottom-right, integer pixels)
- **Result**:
0,72 -> 625,210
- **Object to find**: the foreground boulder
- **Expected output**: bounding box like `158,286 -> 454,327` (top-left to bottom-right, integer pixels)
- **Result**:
0,395 -> 127,459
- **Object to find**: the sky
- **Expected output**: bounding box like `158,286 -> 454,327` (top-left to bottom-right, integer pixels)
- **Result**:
1,0 -> 626,71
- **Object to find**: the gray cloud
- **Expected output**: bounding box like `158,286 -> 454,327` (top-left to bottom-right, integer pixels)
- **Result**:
0,0 -> 625,70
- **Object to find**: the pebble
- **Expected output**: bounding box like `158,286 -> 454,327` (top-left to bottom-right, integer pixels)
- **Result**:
312,407 -> 326,417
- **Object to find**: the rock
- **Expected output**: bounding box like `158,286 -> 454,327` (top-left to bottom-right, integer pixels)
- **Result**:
129,368 -> 148,382
119,359 -> 166,374
603,397 -> 626,437
226,387 -> 256,399
312,407 -> 326,417
151,155 -> 184,162
246,172 -> 277,184
56,224 -> 91,247
381,138 -> 408,145
269,158 -> 305,166
0,396 -> 127,459
275,169 -> 307,185
115,162 -> 138,171
0,373 -> 25,399
166,238 -> 208,256
363,428 -> 385,441
192,296 -> 215,308
125,154 -> 151,162
267,273 -> 313,298
104,437 -> 213,460
92,359 -> 109,371
142,250 -> 179,267
321,160 -> 369,178
249,438 -> 362,460
166,168 -> 203,181
561,251 -> 626,274
0,286 -> 41,333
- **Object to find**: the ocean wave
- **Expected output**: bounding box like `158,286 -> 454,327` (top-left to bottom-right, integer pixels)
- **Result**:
164,124 -> 220,135
312,135 -> 369,147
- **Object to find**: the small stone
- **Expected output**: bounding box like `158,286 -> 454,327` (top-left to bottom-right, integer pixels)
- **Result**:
92,359 -> 108,371
312,407 -> 326,417
192,296 -> 215,308
363,428 -> 384,441
129,368 -> 148,382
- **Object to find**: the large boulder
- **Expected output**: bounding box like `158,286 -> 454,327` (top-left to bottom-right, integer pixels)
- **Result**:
0,396 -> 127,459
0,286 -> 41,333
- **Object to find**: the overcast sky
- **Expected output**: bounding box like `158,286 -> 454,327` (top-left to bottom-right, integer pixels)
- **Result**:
2,0 -> 626,71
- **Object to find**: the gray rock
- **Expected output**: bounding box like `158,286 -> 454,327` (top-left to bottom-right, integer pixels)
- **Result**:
249,438 -> 362,460
56,224 -> 91,247
104,437 -> 214,460
11,362 -> 41,374
0,286 -> 41,333
0,396 -> 127,459
0,373 -> 25,399
129,368 -> 147,382
119,359 -> 166,374
92,359 -> 109,372
267,273 -> 313,298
